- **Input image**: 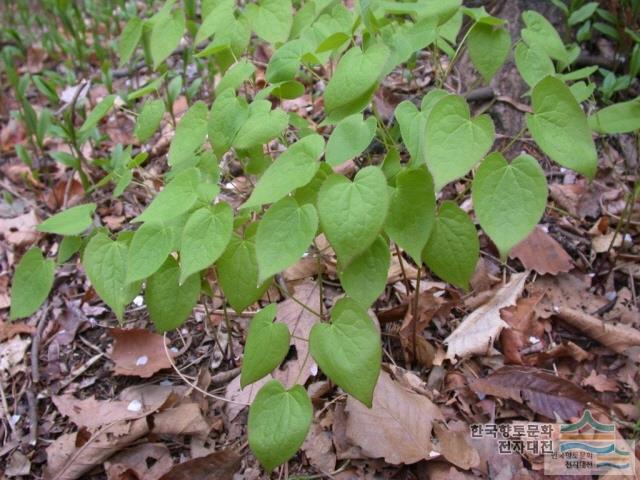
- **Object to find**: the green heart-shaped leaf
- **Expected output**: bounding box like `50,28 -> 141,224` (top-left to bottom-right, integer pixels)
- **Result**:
323,43 -> 390,123
422,201 -> 479,290
467,23 -> 510,83
255,197 -> 318,282
145,256 -> 200,332
217,229 -> 272,312
180,203 -> 233,284
339,236 -> 390,308
245,0 -> 293,44
309,297 -> 381,406
243,134 -> 325,209
241,304 -> 290,387
134,99 -> 165,142
326,114 -> 377,166
472,153 -> 548,258
84,233 -> 139,320
10,248 -> 55,320
526,76 -> 597,179
588,97 -> 640,134
384,166 -> 436,263
424,95 -> 494,190
514,43 -> 555,88
317,166 -> 389,267
208,90 -> 250,157
232,105 -> 288,151
126,222 -> 173,283
134,168 -> 202,224
37,203 -> 96,236
521,10 -> 568,64
168,101 -> 208,166
248,380 -> 312,471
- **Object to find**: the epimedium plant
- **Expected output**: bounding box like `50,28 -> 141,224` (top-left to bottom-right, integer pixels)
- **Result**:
7,0 -> 640,472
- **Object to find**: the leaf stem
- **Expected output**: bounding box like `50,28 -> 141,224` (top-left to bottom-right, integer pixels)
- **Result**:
438,23 -> 475,88
394,244 -> 412,295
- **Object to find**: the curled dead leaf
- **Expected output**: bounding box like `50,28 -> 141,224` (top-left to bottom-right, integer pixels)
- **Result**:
445,272 -> 529,360
471,365 -> 607,421
555,307 -> 640,361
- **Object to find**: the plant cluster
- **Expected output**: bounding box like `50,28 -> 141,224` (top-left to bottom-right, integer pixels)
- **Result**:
5,0 -> 640,472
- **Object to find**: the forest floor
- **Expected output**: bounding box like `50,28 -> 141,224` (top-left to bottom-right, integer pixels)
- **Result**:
1,1 -> 639,479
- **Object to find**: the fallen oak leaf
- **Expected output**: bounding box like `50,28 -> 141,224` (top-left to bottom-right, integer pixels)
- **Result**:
445,272 -> 529,360
345,369 -> 443,464
509,226 -> 573,275
110,328 -> 172,378
158,449 -> 241,480
555,306 -> 640,361
471,365 -> 608,421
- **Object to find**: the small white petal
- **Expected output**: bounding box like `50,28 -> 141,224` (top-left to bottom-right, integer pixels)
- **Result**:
135,355 -> 148,366
127,400 -> 142,412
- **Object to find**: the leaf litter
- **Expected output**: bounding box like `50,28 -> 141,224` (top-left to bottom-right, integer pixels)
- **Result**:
0,2 -> 639,478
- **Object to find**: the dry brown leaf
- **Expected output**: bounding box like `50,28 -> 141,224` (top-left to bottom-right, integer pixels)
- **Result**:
52,395 -> 154,430
44,418 -> 149,480
43,177 -> 84,210
6,450 -> 31,477
417,461 -> 477,480
0,118 -> 27,152
157,449 -> 241,480
104,443 -> 173,480
531,273 -> 608,318
433,422 -> 480,470
581,370 -> 619,393
471,365 -> 607,421
499,293 -> 546,365
274,281 -> 321,387
509,226 -> 573,275
445,272 -> 529,360
152,403 -> 209,436
532,341 -> 591,364
0,335 -> 31,377
283,256 -> 323,285
549,181 -> 601,219
0,319 -> 34,341
224,374 -> 270,421
399,289 -> 451,366
0,210 -> 40,246
345,370 -> 443,464
301,422 -> 337,474
556,306 -> 640,361
110,328 -> 172,378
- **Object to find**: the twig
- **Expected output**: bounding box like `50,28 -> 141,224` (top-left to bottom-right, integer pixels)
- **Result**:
0,375 -> 14,432
57,352 -> 105,391
31,302 -> 49,384
163,333 -> 250,406
211,367 -> 242,386
26,389 -> 38,445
